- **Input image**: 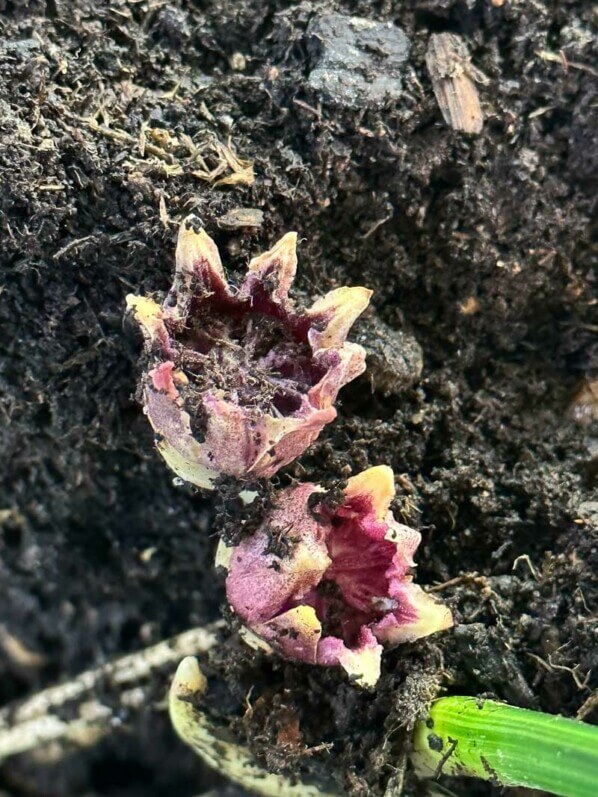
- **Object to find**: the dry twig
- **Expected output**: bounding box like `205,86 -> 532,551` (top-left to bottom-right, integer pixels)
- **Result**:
0,623 -> 222,761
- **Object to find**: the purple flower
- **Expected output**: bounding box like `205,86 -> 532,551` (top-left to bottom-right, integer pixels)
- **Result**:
222,466 -> 453,687
127,217 -> 371,488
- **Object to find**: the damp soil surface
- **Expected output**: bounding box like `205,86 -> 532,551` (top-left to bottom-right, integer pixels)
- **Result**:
0,1 -> 596,796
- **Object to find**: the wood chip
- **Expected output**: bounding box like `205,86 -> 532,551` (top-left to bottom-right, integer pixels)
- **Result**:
426,33 -> 487,135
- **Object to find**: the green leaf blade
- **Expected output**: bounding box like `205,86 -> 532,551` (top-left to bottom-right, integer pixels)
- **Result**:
412,696 -> 598,797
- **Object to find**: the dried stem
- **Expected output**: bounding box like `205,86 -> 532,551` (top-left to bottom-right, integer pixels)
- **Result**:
0,623 -> 222,761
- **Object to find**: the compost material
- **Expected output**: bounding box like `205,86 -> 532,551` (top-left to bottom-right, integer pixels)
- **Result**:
0,1 -> 595,796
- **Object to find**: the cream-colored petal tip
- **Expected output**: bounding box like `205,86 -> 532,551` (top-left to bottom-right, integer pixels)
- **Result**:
346,285 -> 373,305
179,214 -> 203,236
428,602 -> 454,634
125,295 -> 165,340
396,594 -> 454,643
244,231 -> 298,301
345,465 -> 395,516
332,286 -> 373,315
126,294 -> 160,317
274,231 -> 298,250
176,216 -> 224,277
178,223 -> 215,255
155,442 -> 218,491
340,645 -> 382,690
281,604 -> 322,636
252,230 -> 297,261
307,286 -> 372,349
312,285 -> 372,316
413,588 -> 454,635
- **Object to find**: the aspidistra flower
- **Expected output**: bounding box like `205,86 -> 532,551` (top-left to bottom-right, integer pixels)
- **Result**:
126,217 -> 371,489
220,466 -> 453,687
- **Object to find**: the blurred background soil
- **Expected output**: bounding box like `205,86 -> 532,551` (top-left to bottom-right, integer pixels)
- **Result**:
0,1 -> 595,795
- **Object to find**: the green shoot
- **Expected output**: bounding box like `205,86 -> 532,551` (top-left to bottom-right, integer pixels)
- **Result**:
412,696 -> 598,797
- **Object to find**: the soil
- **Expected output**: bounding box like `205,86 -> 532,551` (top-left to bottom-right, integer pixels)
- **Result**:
0,1 -> 596,797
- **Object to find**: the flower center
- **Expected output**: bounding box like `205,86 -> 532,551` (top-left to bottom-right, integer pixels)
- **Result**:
167,308 -> 325,426
303,503 -> 398,647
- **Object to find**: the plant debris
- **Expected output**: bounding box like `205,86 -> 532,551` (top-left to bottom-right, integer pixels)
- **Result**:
425,33 -> 488,135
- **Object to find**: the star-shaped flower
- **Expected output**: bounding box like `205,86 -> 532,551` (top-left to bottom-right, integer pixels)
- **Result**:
127,217 -> 371,488
220,466 -> 453,687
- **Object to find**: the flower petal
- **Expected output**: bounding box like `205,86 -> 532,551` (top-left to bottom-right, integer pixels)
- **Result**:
144,385 -> 219,489
150,362 -> 181,400
215,539 -> 234,570
372,580 -> 453,644
307,286 -> 372,351
240,232 -> 298,305
222,465 -> 453,683
199,396 -> 263,478
126,295 -> 174,355
325,516 -> 397,612
307,344 -> 367,408
384,520 -> 421,568
198,397 -> 335,481
226,486 -> 330,624
318,628 -> 382,688
172,216 -> 230,311
344,465 -> 395,520
255,605 -> 322,664
248,406 -> 337,478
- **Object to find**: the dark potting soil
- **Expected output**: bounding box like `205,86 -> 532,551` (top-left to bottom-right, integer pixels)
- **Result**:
0,1 -> 596,796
